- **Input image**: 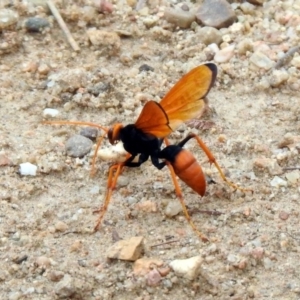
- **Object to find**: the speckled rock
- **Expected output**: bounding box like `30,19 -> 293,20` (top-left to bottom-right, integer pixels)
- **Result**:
196,0 -> 236,29
65,135 -> 93,158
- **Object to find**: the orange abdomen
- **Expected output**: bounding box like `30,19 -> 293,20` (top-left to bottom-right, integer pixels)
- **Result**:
172,149 -> 206,196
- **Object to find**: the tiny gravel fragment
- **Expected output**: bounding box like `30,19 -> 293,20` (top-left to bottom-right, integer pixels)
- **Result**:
65,135 -> 93,158
24,17 -> 50,32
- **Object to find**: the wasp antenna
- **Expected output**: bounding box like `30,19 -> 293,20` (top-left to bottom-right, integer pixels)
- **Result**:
43,120 -> 109,133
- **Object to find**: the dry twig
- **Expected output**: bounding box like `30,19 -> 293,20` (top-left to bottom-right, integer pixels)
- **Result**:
47,0 -> 80,52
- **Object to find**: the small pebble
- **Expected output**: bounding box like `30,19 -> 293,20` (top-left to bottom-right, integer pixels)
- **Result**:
65,135 -> 93,158
37,63 -> 50,75
55,274 -> 76,298
214,44 -> 235,63
48,270 -> 65,282
35,256 -> 51,268
146,269 -> 162,286
24,17 -> 50,32
70,240 -> 82,252
196,26 -> 222,45
19,162 -> 38,176
169,256 -> 203,280
107,236 -> 144,261
164,7 -> 195,29
270,176 -> 288,187
279,211 -> 289,221
135,200 -> 158,213
43,108 -> 60,118
97,141 -> 128,162
250,51 -> 274,70
196,0 -> 236,29
80,127 -> 98,141
269,69 -> 289,87
87,29 -> 121,53
0,9 -> 18,29
139,64 -> 154,72
285,171 -> 300,184
133,258 -> 164,276
165,201 -> 182,217
55,221 -> 68,232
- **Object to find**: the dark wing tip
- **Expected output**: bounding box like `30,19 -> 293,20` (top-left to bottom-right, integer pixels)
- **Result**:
205,63 -> 218,86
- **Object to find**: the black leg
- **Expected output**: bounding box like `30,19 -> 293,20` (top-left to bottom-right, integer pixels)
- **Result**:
125,153 -> 149,167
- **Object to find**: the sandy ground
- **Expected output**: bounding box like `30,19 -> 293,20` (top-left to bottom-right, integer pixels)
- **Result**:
1,0 -> 300,299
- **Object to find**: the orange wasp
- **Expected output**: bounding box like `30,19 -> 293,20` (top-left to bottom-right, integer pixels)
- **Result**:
44,63 -> 246,241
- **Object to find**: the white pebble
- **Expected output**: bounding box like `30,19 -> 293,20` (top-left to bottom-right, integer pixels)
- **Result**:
270,176 -> 287,187
285,171 -> 300,184
169,256 -> 203,280
214,44 -> 235,63
97,141 -> 128,162
43,108 -> 60,118
165,201 -> 182,217
19,162 -> 37,176
250,51 -> 274,70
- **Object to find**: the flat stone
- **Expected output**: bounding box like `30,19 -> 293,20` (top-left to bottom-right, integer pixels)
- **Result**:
107,236 -> 144,261
196,0 -> 236,29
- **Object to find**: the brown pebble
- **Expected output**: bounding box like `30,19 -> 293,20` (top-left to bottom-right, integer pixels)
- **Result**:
37,63 -> 50,75
48,270 -> 64,282
35,256 -> 51,268
279,211 -> 289,221
107,236 -> 144,261
0,153 -> 11,166
158,266 -> 171,277
135,200 -> 158,213
133,258 -> 164,276
238,258 -> 248,270
251,247 -> 264,260
55,221 -> 68,232
70,240 -> 83,253
146,269 -> 162,286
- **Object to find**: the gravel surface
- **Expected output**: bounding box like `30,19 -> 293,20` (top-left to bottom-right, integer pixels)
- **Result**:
1,0 -> 300,299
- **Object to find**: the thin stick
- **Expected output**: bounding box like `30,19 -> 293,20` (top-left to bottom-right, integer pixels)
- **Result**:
47,0 -> 80,52
274,45 -> 300,69
283,166 -> 300,171
150,240 -> 180,248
